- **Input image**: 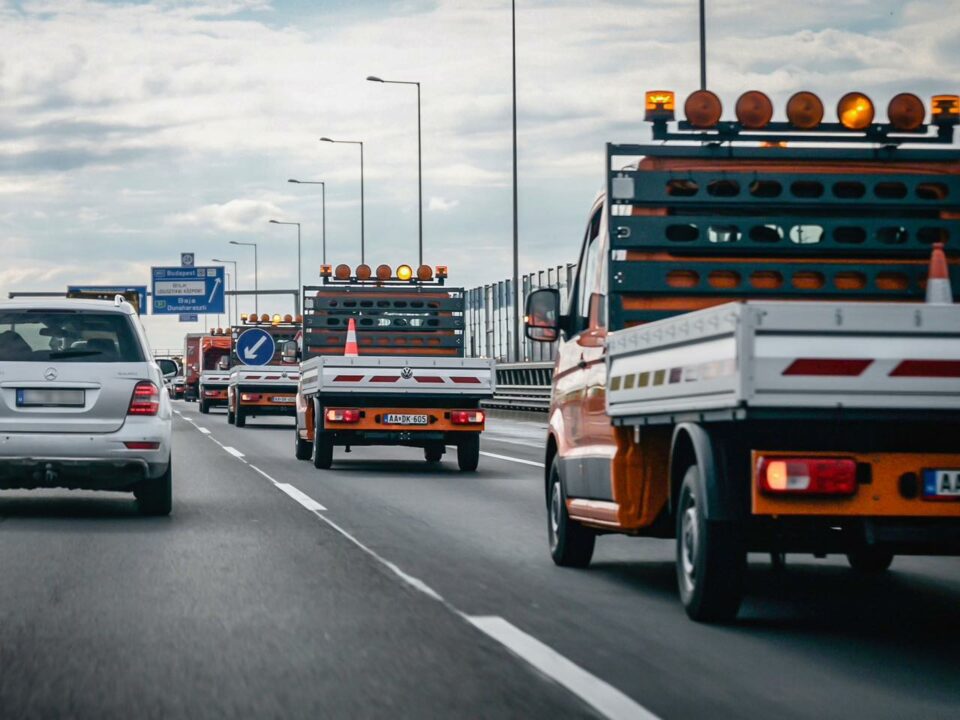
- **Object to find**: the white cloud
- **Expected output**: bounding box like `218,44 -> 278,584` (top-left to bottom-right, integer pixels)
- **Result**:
169,198 -> 284,232
427,196 -> 459,212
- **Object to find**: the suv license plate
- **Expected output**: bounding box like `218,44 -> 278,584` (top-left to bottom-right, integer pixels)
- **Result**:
16,389 -> 85,407
923,469 -> 960,500
384,414 -> 429,425
271,396 -> 295,403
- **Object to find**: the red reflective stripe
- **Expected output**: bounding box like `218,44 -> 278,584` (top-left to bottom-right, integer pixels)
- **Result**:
371,375 -> 400,382
782,359 -> 873,376
414,376 -> 445,383
890,360 -> 960,377
451,376 -> 482,384
333,375 -> 364,382
265,375 -> 280,379
246,375 -> 262,380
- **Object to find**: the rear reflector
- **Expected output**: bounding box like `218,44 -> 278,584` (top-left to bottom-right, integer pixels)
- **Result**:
124,441 -> 160,450
451,410 -> 485,425
414,376 -> 445,383
333,375 -> 364,382
782,359 -> 872,376
326,408 -> 361,423
128,381 -> 160,416
890,360 -> 960,378
757,456 -> 857,496
451,376 -> 482,384
370,375 -> 399,383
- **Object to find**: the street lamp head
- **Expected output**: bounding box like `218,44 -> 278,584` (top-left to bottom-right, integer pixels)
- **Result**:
269,219 -> 280,224
320,137 -> 334,143
229,240 -> 240,245
366,75 -> 383,82
287,179 -> 300,183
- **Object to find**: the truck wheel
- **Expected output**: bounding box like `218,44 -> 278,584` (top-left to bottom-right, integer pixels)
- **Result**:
227,407 -> 235,424
235,407 -> 246,427
199,399 -> 210,414
846,547 -> 894,573
457,434 -> 480,472
295,430 -> 312,461
135,460 -> 173,517
676,464 -> 745,623
547,458 -> 595,567
424,445 -> 444,463
313,431 -> 333,469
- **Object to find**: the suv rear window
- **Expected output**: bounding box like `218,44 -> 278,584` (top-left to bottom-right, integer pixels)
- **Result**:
0,310 -> 145,363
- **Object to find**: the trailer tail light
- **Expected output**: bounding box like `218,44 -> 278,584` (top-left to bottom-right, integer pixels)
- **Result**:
757,457 -> 857,496
451,410 -> 485,425
326,408 -> 361,423
240,393 -> 260,402
124,441 -> 161,450
128,381 -> 160,416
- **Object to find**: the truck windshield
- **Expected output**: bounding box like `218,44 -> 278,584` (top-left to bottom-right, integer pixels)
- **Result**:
0,310 -> 144,363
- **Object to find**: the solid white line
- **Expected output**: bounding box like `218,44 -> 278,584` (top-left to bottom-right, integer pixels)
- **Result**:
275,483 -> 327,512
480,451 -> 543,468
223,446 -> 245,458
465,616 -> 660,720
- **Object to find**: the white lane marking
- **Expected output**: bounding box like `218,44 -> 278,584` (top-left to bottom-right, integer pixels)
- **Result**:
465,616 -> 660,720
223,446 -> 245,458
480,451 -> 544,468
196,427 -> 210,435
275,482 -> 327,512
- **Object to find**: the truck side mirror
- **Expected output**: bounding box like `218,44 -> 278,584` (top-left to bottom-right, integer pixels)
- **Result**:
281,340 -> 300,362
525,288 -> 561,343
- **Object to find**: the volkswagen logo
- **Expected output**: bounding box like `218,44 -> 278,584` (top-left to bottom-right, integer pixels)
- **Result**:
400,366 -> 414,379
44,367 -> 58,381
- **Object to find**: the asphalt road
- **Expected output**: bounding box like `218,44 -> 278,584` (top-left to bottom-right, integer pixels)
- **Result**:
1,402 -> 958,719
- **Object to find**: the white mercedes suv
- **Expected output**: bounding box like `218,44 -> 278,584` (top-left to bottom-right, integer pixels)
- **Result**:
0,296 -> 173,515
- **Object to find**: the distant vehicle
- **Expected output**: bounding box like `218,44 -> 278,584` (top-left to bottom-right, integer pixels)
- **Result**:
182,333 -> 204,402
171,376 -> 186,400
526,89 -> 960,622
0,295 -> 173,515
196,331 -> 232,414
226,315 -> 301,427
292,263 -> 494,470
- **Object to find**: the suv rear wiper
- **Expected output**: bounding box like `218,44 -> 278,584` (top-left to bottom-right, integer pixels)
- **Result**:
48,350 -> 103,359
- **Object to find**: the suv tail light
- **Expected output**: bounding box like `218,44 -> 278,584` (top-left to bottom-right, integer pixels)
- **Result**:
757,456 -> 857,496
451,410 -> 485,425
326,408 -> 361,423
128,381 -> 160,416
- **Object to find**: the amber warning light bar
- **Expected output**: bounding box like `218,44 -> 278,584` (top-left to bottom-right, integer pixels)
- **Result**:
643,90 -> 959,145
319,263 -> 448,286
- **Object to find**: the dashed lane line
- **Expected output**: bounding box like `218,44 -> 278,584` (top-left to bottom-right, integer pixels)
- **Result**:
222,446 -> 245,459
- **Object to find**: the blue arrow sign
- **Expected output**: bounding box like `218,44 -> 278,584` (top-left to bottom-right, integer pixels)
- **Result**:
235,328 -> 276,366
151,266 -> 225,315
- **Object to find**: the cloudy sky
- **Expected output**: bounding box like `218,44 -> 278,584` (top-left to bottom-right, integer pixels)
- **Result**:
1,0 -> 958,348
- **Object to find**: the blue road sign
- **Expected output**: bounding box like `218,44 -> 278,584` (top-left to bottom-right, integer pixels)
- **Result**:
151,266 -> 225,315
235,328 -> 276,366
68,286 -> 148,311
179,314 -> 199,323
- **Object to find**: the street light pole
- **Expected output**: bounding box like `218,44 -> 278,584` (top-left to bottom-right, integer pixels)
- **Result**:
320,138 -> 364,264
269,219 -> 302,313
229,241 -> 258,316
288,180 -> 326,264
511,0 -> 520,362
699,0 -> 707,89
212,258 -> 239,322
366,76 -> 422,266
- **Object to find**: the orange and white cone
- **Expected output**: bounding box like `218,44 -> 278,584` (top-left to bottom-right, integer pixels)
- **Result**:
344,317 -> 359,356
925,242 -> 953,304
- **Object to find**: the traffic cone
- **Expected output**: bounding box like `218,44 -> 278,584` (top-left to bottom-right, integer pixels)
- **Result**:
925,242 -> 953,304
344,317 -> 359,356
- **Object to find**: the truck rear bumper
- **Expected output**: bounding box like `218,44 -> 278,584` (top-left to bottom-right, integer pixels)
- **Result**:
751,516 -> 960,555
322,430 -> 479,448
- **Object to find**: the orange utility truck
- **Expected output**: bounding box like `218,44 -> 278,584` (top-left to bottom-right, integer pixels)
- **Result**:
197,330 -> 232,414
226,314 -> 301,427
525,89 -> 960,621
292,263 -> 494,471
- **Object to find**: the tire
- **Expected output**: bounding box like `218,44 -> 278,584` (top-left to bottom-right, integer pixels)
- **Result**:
199,399 -> 210,414
676,465 -> 745,622
135,461 -> 172,517
313,430 -> 333,469
457,433 -> 480,472
424,445 -> 444,463
847,547 -> 894,573
547,458 -> 595,567
295,429 -> 312,460
235,407 -> 246,427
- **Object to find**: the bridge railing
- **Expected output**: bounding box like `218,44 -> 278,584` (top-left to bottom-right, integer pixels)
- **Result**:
484,361 -> 553,411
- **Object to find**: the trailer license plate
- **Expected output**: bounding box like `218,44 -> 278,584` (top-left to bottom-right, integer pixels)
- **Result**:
271,396 -> 295,403
923,469 -> 960,500
384,414 -> 428,425
16,389 -> 85,407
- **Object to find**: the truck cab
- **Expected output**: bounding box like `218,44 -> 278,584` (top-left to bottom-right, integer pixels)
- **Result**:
527,89 -> 960,621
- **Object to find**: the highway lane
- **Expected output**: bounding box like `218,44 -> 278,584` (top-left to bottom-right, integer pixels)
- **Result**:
182,402 -> 960,720
0,411 -> 596,719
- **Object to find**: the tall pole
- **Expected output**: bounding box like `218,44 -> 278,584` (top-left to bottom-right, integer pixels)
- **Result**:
511,0 -> 520,362
359,142 -> 365,265
699,0 -> 706,89
322,182 -> 326,265
366,77 -> 423,265
254,244 -> 259,316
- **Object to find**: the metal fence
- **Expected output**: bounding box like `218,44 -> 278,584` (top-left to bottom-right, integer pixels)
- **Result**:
465,263 -> 575,362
